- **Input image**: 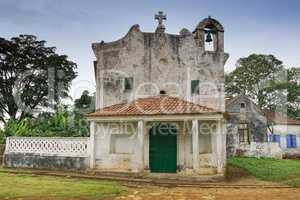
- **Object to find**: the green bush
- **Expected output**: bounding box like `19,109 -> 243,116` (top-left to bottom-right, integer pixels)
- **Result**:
3,118 -> 37,137
0,107 -> 89,143
33,108 -> 89,137
0,130 -> 5,144
0,118 -> 38,144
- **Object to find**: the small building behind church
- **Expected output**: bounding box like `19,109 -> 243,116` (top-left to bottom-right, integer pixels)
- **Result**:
226,95 -> 268,156
265,111 -> 300,154
225,95 -> 299,159
87,12 -> 229,174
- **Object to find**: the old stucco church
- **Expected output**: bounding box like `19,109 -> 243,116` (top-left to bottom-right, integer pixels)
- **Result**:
87,12 -> 229,175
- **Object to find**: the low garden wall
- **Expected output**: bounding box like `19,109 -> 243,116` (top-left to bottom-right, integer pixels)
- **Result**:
237,142 -> 283,159
4,137 -> 90,170
0,144 -> 5,164
282,149 -> 300,159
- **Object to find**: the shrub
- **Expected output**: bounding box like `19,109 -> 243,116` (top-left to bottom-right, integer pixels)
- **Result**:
0,130 -> 5,144
0,107 -> 89,143
32,108 -> 89,137
0,118 -> 37,142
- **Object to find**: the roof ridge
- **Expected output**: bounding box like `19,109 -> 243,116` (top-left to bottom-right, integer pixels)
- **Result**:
87,95 -> 221,117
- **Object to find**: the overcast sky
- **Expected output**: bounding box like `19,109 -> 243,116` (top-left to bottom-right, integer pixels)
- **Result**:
1,0 -> 299,99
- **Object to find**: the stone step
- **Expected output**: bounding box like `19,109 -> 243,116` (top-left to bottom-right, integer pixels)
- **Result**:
1,168 -> 291,188
88,169 -> 223,183
89,170 -> 145,178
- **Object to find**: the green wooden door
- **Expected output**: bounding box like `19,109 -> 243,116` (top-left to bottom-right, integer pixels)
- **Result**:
149,124 -> 177,173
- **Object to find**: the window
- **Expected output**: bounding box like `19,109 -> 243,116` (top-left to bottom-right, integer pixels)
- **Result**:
190,133 -> 212,154
191,80 -> 200,95
124,77 -> 133,90
273,135 -> 281,144
110,134 -> 133,154
286,134 -> 297,148
238,123 -> 250,144
199,133 -> 212,153
241,103 -> 245,108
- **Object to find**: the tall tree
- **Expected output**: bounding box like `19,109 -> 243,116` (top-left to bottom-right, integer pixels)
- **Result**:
225,54 -> 284,109
74,90 -> 95,113
286,68 -> 300,119
226,54 -> 300,120
0,35 -> 77,123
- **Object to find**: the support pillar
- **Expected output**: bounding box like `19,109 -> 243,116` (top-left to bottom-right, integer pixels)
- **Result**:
89,121 -> 96,169
215,119 -> 225,173
192,119 -> 199,170
136,120 -> 145,171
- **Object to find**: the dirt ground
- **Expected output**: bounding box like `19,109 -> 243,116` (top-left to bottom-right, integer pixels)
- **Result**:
113,187 -> 300,200
10,187 -> 300,200
2,167 -> 300,200
111,175 -> 300,200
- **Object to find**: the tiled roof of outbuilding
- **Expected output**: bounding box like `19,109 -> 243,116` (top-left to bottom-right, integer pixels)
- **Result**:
264,111 -> 300,125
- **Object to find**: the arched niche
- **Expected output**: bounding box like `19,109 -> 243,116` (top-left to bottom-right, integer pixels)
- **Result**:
193,17 -> 224,52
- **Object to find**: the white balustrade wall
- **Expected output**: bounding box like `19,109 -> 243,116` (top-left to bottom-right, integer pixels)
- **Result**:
5,137 -> 90,158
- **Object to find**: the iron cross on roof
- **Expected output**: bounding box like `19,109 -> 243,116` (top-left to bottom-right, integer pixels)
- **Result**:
155,11 -> 167,28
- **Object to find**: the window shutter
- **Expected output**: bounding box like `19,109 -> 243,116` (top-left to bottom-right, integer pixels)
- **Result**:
292,135 -> 297,148
273,135 -> 280,144
286,135 -> 292,148
124,77 -> 133,90
191,80 -> 200,95
286,135 -> 297,148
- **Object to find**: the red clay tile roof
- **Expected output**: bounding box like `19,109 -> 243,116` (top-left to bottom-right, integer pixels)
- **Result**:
87,95 -> 221,117
264,111 -> 300,125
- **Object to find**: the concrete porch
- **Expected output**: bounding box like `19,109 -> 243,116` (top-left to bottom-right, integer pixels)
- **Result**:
88,114 -> 226,175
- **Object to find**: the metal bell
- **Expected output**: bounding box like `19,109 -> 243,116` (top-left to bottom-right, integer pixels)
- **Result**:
205,32 -> 213,43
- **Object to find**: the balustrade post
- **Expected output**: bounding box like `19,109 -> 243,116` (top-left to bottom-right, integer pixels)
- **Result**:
89,122 -> 96,169
4,137 -> 10,154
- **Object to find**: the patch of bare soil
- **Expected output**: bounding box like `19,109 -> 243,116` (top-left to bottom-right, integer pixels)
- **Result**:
7,198 -> 96,200
221,165 -> 281,186
225,165 -> 251,181
113,187 -> 300,200
111,170 -> 296,200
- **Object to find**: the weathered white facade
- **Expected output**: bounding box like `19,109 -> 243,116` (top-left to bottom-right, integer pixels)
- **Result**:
226,96 -> 300,159
89,115 -> 226,174
226,96 -> 268,156
268,124 -> 300,150
265,111 -> 300,156
92,16 -> 228,111
88,13 -> 229,175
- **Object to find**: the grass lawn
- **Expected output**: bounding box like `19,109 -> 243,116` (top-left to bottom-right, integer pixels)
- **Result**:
228,157 -> 300,187
0,171 -> 128,199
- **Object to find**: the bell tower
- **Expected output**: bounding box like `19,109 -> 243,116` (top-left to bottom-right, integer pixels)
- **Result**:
193,16 -> 224,52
